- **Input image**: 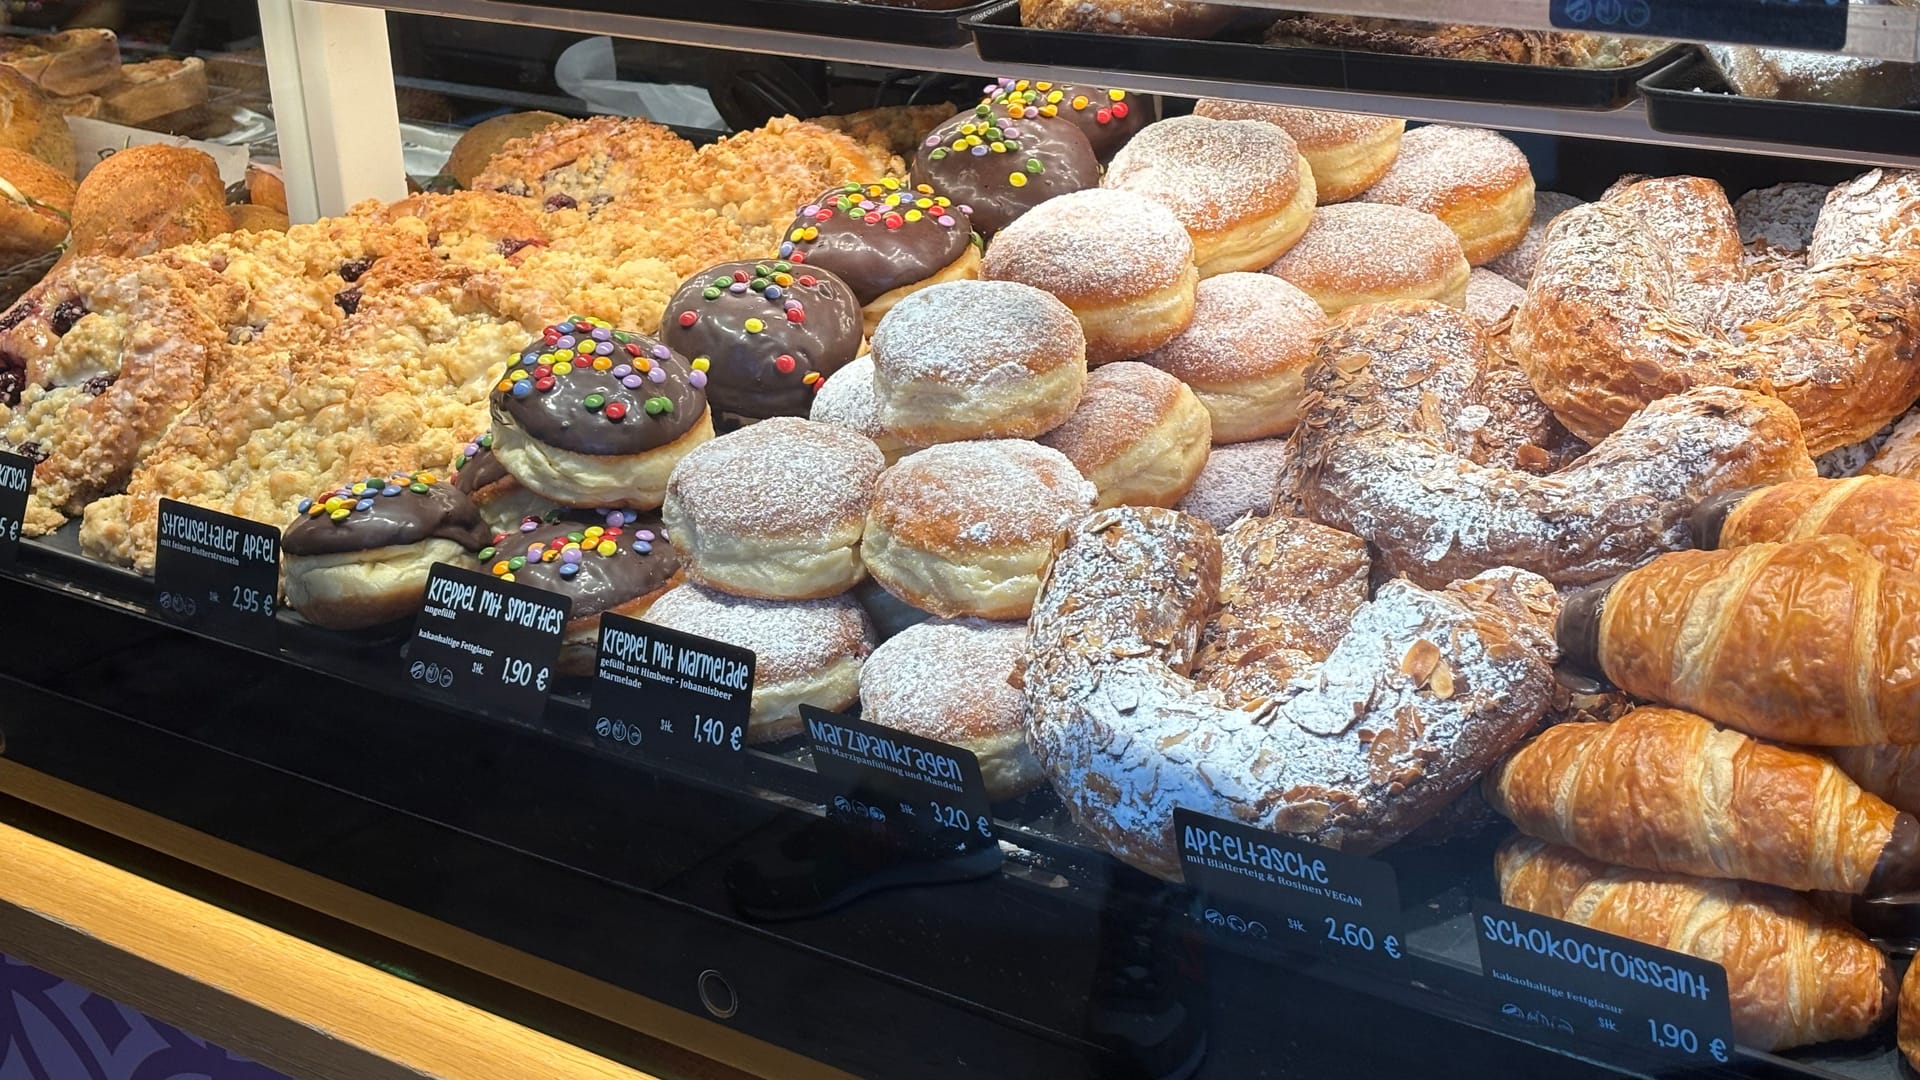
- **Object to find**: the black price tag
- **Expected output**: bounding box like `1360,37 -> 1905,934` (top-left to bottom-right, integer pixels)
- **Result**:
0,451 -> 30,567
153,499 -> 280,642
804,705 -> 1000,861
588,613 -> 753,772
1549,0 -> 1846,50
407,563 -> 569,723
1173,808 -> 1408,975
1473,900 -> 1735,1068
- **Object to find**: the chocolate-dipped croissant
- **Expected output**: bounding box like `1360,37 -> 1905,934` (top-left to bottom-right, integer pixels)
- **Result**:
1692,474 -> 1920,573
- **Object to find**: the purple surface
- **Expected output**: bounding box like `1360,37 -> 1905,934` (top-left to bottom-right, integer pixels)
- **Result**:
1,953 -> 289,1080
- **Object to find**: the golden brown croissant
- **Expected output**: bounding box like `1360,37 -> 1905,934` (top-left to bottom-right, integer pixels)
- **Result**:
1497,836 -> 1894,1050
1486,706 -> 1920,894
1902,959 -> 1920,1071
1834,744 -> 1920,816
1561,536 -> 1920,745
1694,474 -> 1920,573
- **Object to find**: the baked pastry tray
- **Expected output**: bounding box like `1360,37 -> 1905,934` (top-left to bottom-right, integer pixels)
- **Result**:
517,0 -> 1001,46
8,529 -> 1917,1079
1639,50 -> 1920,160
965,2 -> 1689,110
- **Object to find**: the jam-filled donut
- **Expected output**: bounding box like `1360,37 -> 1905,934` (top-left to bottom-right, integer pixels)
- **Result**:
283,471 -> 489,630
780,179 -> 982,337
1138,272 -> 1328,443
809,354 -> 910,464
645,582 -> 874,743
662,417 -> 886,601
982,78 -> 1154,163
479,509 -> 683,675
489,315 -> 715,510
1037,361 -> 1211,509
1192,100 -> 1404,204
911,104 -> 1100,237
660,259 -> 864,424
450,431 -> 559,533
1356,125 -> 1534,266
860,617 -> 1044,801
1266,203 -> 1470,314
982,188 -> 1198,365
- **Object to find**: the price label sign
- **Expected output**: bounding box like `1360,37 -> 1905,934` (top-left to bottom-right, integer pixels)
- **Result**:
1173,808 -> 1408,976
406,563 -> 569,724
588,613 -> 752,773
1472,901 -> 1735,1068
0,451 -> 31,567
804,705 -> 1000,863
152,499 -> 280,642
1549,0 -> 1846,50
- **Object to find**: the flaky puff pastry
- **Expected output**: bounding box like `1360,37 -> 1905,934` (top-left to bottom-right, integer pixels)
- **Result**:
1498,836 -> 1894,1051
1487,706 -> 1920,895
1694,474 -> 1920,574
1562,536 -> 1920,746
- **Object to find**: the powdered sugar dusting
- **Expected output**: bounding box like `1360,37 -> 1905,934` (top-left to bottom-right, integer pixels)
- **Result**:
1102,116 -> 1303,231
1176,439 -> 1291,528
871,439 -> 1093,550
1486,190 -> 1583,285
1809,169 -> 1920,264
646,582 -> 873,682
981,188 -> 1192,301
1267,203 -> 1462,295
809,353 -> 883,439
1357,125 -> 1529,213
1191,99 -> 1399,150
860,617 -> 1027,746
1466,267 -> 1526,325
1038,361 -> 1183,470
871,279 -> 1083,384
664,416 -> 884,538
1140,272 -> 1326,385
1735,182 -> 1829,252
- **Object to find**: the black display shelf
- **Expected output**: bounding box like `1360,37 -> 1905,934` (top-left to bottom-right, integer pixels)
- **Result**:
520,0 -> 998,47
964,1 -> 1689,110
0,540 -> 1902,1080
1639,50 -> 1920,161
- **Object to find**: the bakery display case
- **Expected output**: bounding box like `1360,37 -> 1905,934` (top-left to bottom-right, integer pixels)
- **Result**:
5,1 -> 1920,1078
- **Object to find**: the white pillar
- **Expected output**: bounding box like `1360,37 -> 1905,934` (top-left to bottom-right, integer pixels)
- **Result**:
257,0 -> 409,220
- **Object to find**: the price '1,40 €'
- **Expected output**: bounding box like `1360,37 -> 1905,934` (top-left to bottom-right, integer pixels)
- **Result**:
500,656 -> 550,691
692,714 -> 743,750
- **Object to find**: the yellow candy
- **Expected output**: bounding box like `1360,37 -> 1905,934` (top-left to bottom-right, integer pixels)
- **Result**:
499,572 -> 515,582
774,272 -> 793,286
1017,79 -> 1032,90
916,183 -> 934,195
990,141 -> 1006,153
307,504 -> 324,516
417,473 -> 436,485
803,226 -> 819,241
1048,90 -> 1064,104
554,362 -> 573,376
1108,88 -> 1125,101
905,210 -> 923,223
593,357 -> 612,371
882,177 -> 900,190
1009,172 -> 1028,188
543,550 -> 557,562
1072,95 -> 1089,110
564,542 -> 581,553
789,227 -> 806,241
324,497 -> 345,511
509,369 -> 528,381
1041,105 -> 1057,117
744,318 -> 766,334
596,540 -> 616,557
585,527 -> 604,539
692,357 -> 710,371
330,508 -> 350,521
936,197 -> 951,207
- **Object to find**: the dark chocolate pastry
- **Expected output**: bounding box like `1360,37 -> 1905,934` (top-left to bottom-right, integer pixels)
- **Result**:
283,471 -> 490,556
452,431 -> 511,496
911,103 -> 1100,237
451,430 -> 559,532
489,316 -> 708,457
780,179 -> 976,307
981,78 -> 1155,163
479,509 -> 681,618
660,260 -> 863,421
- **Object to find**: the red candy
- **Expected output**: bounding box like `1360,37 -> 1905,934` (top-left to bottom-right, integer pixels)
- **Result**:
677,311 -> 697,327
798,275 -> 817,287
774,354 -> 796,374
1112,102 -> 1130,119
884,213 -> 904,230
1096,108 -> 1112,124
626,343 -> 642,356
604,402 -> 628,421
863,212 -> 880,225
535,377 -> 556,392
790,251 -> 807,264
733,270 -> 750,283
816,209 -> 833,221
787,309 -> 805,324
534,365 -> 552,379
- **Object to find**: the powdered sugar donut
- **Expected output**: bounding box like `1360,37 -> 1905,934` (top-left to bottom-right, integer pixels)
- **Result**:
661,417 -> 885,600
809,354 -> 908,463
1356,125 -> 1534,266
1038,361 -> 1210,509
1139,272 -> 1327,443
862,439 -> 1095,620
1176,438 -> 1292,529
1485,191 -> 1582,285
1192,100 -> 1403,204
1266,203 -> 1469,314
1465,267 -> 1526,327
860,617 -> 1042,800
982,188 -> 1198,365
1102,115 -> 1317,277
870,279 -> 1087,444
645,583 -> 873,743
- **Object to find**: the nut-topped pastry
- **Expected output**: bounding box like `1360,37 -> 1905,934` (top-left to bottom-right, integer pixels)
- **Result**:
283,471 -> 490,630
489,314 -> 714,511
781,179 -> 982,335
911,103 -> 1100,237
982,78 -> 1154,163
660,259 -> 864,423
479,509 -> 683,674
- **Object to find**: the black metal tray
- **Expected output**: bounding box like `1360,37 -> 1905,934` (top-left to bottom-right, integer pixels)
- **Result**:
965,1 -> 1689,110
1639,50 -> 1920,160
522,0 -> 998,46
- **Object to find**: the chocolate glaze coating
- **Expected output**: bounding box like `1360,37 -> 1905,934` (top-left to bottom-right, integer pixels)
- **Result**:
1555,581 -> 1609,681
1868,813 -> 1920,898
452,431 -> 511,495
660,260 -> 863,421
780,181 -> 975,306
283,475 -> 490,557
911,105 -> 1100,237
485,512 -> 680,620
981,78 -> 1156,163
490,317 -> 707,457
1688,486 -> 1760,551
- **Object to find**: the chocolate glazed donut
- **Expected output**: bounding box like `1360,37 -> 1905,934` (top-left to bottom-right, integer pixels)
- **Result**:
491,319 -> 707,457
284,474 -> 490,556
911,104 -> 1100,237
781,181 -> 976,307
981,78 -> 1154,163
661,259 -> 864,421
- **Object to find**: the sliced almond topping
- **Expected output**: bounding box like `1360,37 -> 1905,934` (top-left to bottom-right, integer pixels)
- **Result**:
1399,638 -> 1440,682
1429,661 -> 1456,699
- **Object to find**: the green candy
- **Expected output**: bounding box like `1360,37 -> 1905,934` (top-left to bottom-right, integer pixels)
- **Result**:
584,393 -> 606,410
749,277 -> 769,292
711,276 -> 731,288
509,556 -> 526,570
702,287 -> 721,301
409,482 -> 429,494
645,396 -> 672,416
930,148 -> 949,161
478,546 -> 495,561
1025,159 -> 1043,174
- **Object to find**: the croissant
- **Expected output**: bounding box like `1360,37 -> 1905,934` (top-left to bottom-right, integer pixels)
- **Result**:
1833,744 -> 1920,817
1561,536 -> 1920,745
1486,707 -> 1920,895
1903,960 -> 1920,1071
1497,836 -> 1894,1050
1693,474 -> 1920,573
